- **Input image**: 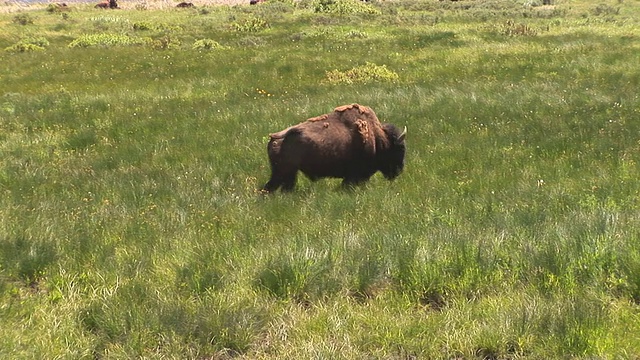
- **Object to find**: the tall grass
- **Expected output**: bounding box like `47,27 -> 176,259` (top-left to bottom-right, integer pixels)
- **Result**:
1,0 -> 640,358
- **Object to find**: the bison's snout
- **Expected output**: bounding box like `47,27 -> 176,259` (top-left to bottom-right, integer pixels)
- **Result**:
381,161 -> 404,180
384,168 -> 403,180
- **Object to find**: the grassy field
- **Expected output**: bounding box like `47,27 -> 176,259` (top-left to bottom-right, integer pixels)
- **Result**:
1,0 -> 640,358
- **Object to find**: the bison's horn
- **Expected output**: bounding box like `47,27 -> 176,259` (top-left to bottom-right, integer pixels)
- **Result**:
399,126 -> 407,141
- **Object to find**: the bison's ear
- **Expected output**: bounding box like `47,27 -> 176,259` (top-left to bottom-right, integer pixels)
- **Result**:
398,126 -> 407,142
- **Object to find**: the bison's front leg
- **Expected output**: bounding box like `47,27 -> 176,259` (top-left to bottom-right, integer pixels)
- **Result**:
262,177 -> 282,193
341,165 -> 375,188
262,162 -> 284,192
262,168 -> 298,193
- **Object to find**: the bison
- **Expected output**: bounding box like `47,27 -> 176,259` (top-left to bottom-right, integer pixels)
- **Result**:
95,0 -> 117,8
262,104 -> 406,193
47,3 -> 70,12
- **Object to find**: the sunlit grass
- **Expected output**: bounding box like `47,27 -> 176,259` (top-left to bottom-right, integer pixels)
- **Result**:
1,0 -> 640,358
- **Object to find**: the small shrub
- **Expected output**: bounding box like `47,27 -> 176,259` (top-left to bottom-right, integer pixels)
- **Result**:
68,33 -> 144,47
5,37 -> 49,53
233,16 -> 269,32
91,16 -> 133,32
313,0 -> 380,15
90,15 -> 130,27
259,0 -> 295,14
237,36 -> 266,47
132,21 -> 181,33
13,14 -> 34,25
325,62 -> 399,84
345,29 -> 368,39
269,0 -> 296,6
5,43 -> 45,53
151,35 -> 181,50
22,36 -> 49,48
132,21 -> 154,31
592,4 -> 620,16
523,0 -> 544,6
501,20 -> 538,36
192,38 -> 225,50
156,23 -> 182,33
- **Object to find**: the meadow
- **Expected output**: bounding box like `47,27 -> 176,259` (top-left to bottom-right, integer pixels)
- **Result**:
1,0 -> 640,358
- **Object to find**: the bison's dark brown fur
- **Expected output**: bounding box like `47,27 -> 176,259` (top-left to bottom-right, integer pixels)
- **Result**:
262,104 -> 406,193
95,0 -> 117,9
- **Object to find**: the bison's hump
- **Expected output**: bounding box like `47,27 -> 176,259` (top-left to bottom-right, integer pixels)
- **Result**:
334,103 -> 371,115
307,114 -> 329,122
268,104 -> 383,153
306,104 -> 371,122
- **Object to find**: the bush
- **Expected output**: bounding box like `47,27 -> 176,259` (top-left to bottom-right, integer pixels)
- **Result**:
313,0 -> 380,15
192,38 -> 225,50
269,0 -> 296,6
254,0 -> 295,14
5,37 -> 49,53
132,21 -> 154,31
90,15 -> 131,31
233,16 -> 269,32
13,14 -> 34,25
236,35 -> 266,47
5,43 -> 45,53
501,20 -> 538,36
23,36 -> 49,48
592,4 -> 620,16
345,29 -> 368,39
132,21 -> 183,33
151,35 -> 181,50
68,33 -> 145,47
325,62 -> 399,84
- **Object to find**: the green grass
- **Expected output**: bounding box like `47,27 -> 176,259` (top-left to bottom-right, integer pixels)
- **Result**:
1,0 -> 640,358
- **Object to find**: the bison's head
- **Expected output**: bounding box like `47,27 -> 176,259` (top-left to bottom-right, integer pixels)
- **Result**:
378,124 -> 406,180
